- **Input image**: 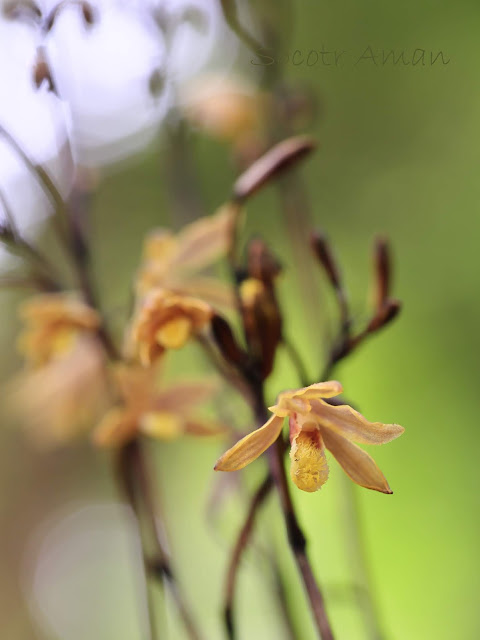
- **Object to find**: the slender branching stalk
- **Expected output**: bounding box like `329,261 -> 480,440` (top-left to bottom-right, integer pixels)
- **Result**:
223,472 -> 274,639
216,152 -> 336,638
0,124 -> 71,248
219,0 -> 265,55
119,439 -> 204,640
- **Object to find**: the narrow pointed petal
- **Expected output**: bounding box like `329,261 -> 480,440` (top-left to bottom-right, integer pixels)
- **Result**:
294,380 -> 344,400
93,408 -> 137,448
184,419 -> 227,436
322,428 -> 393,494
311,400 -> 404,445
139,411 -> 184,440
270,381 -> 343,417
153,379 -> 219,413
171,276 -> 235,308
173,206 -> 235,271
214,414 -> 284,471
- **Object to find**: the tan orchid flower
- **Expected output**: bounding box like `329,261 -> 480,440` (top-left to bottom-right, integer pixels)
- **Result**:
181,74 -> 266,144
17,293 -> 100,367
93,364 -> 224,447
215,381 -> 404,494
6,336 -> 110,449
137,205 -> 235,307
129,289 -> 213,366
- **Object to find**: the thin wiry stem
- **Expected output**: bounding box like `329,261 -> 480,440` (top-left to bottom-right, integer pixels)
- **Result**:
268,435 -> 334,640
283,336 -> 309,387
220,150 -> 335,639
0,189 -> 63,290
219,0 -> 264,55
117,441 -> 162,640
340,471 -> 385,640
121,439 -> 204,640
64,171 -> 120,360
0,124 -> 70,248
223,472 -> 274,639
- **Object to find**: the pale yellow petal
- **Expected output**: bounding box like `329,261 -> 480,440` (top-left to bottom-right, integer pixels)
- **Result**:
143,230 -> 177,262
270,381 -> 343,417
139,411 -> 184,440
289,430 -> 329,492
293,381 -> 344,400
322,428 -> 393,494
155,317 -> 193,349
172,205 -> 235,271
93,408 -> 137,448
184,419 -> 227,437
311,400 -> 404,445
173,276 -> 235,308
154,379 -> 219,412
214,414 -> 284,471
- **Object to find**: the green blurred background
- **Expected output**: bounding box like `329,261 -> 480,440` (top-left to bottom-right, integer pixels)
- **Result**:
1,1 -> 479,638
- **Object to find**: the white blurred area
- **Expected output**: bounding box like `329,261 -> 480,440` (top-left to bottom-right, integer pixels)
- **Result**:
0,0 -> 241,265
0,11 -> 72,265
23,502 -> 149,640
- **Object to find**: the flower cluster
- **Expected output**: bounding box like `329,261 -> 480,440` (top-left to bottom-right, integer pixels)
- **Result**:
0,3 -> 406,639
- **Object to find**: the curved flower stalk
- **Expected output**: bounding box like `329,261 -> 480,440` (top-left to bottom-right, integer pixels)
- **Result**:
0,12 -> 71,268
94,362 -> 224,447
136,204 -> 235,307
215,381 -> 404,493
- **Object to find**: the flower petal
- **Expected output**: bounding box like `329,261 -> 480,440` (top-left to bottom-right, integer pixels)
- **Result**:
139,411 -> 184,440
155,316 -> 193,349
322,428 -> 393,494
172,275 -> 235,308
93,408 -> 137,448
184,419 -> 227,437
289,429 -> 329,492
214,414 -> 284,471
172,205 -> 235,271
153,379 -> 220,413
311,400 -> 404,445
270,381 -> 343,417
293,381 -> 344,400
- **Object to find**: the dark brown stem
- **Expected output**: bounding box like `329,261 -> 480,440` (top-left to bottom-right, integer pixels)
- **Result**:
221,153 -> 334,638
0,124 -> 70,248
0,182 -> 64,291
117,440 -> 161,640
223,472 -> 274,640
269,437 -> 334,640
245,381 -> 335,640
119,439 -> 204,640
65,174 -> 120,360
